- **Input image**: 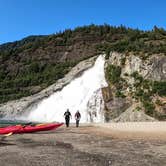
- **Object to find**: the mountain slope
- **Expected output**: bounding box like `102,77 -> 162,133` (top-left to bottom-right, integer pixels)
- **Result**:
0,24 -> 166,103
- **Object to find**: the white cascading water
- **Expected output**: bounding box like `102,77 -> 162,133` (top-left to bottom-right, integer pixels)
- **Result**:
19,55 -> 107,123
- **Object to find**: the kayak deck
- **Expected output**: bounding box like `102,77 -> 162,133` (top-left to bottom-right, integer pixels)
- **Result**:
0,123 -> 63,135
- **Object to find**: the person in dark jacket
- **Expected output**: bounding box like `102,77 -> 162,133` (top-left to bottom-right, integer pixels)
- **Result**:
64,109 -> 71,127
75,110 -> 81,127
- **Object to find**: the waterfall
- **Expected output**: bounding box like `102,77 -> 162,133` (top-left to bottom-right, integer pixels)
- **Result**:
19,55 -> 107,123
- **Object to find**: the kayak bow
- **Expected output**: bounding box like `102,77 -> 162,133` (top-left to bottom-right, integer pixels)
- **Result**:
0,123 -> 63,135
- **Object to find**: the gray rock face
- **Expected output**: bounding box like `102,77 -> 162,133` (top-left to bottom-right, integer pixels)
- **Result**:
109,52 -> 166,81
0,56 -> 97,118
105,97 -> 132,121
112,104 -> 156,122
146,55 -> 166,81
103,52 -> 166,122
122,54 -> 166,82
101,86 -> 132,121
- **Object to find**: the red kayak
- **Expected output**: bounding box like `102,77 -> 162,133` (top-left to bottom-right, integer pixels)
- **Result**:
0,123 -> 63,135
0,125 -> 22,135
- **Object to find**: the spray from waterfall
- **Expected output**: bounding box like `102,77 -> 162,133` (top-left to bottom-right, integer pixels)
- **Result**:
19,55 -> 107,123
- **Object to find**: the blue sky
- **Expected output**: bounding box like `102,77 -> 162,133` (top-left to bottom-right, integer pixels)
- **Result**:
0,0 -> 166,44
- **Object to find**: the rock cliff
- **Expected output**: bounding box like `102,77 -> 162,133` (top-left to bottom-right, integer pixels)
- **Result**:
103,52 -> 166,121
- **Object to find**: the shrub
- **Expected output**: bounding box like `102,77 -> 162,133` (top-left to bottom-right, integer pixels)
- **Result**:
120,57 -> 126,66
106,65 -> 121,84
143,101 -> 155,116
152,81 -> 166,96
105,47 -> 111,59
115,90 -> 126,98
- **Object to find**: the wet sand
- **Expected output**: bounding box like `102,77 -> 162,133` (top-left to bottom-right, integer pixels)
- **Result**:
0,123 -> 166,166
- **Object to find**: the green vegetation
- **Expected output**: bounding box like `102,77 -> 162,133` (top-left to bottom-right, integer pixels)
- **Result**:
143,101 -> 155,116
120,57 -> 126,66
105,65 -> 121,84
152,81 -> 166,96
0,60 -> 78,103
95,25 -> 166,58
130,72 -> 154,115
155,99 -> 164,106
0,24 -> 166,103
105,64 -> 126,98
1,24 -> 166,61
115,90 -> 126,98
130,71 -> 166,118
105,66 -> 165,118
134,106 -> 141,112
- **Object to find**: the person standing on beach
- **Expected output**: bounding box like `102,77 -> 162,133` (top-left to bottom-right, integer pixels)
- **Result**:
64,109 -> 71,127
75,110 -> 81,127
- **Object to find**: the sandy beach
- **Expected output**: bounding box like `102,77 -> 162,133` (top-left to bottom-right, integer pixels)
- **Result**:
93,122 -> 166,140
0,122 -> 166,166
